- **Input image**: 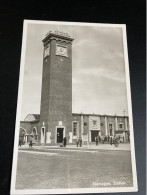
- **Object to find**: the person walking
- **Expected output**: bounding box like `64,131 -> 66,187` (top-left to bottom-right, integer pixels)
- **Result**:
57,133 -> 60,147
102,137 -> 105,144
79,137 -> 82,147
19,139 -> 22,147
63,137 -> 67,147
76,137 -> 79,147
110,136 -> 113,145
29,137 -> 33,147
96,136 -> 98,146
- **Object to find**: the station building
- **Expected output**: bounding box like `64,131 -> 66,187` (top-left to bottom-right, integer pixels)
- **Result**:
19,31 -> 130,145
20,113 -> 130,144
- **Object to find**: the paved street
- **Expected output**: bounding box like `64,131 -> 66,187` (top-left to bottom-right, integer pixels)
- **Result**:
16,145 -> 133,189
20,142 -> 131,151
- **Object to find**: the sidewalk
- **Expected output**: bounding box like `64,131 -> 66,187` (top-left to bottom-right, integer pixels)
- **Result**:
19,143 -> 131,151
66,143 -> 130,151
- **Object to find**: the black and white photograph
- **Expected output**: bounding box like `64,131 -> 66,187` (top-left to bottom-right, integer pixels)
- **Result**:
10,20 -> 138,194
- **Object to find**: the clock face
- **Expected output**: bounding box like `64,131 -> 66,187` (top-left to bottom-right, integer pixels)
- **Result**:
56,45 -> 68,57
59,47 -> 65,54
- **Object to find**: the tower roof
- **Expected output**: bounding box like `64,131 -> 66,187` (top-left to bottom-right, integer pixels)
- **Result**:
42,30 -> 74,44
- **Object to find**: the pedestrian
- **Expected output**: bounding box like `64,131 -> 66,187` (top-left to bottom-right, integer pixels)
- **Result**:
79,137 -> 82,147
19,139 -> 22,147
102,136 -> 105,144
63,137 -> 67,147
96,136 -> 98,146
57,133 -> 59,144
76,137 -> 79,147
29,137 -> 33,147
110,136 -> 113,145
128,134 -> 130,142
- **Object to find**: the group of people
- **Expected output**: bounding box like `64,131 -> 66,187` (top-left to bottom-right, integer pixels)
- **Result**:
102,135 -> 125,144
18,137 -> 33,147
57,136 -> 67,147
95,135 -> 123,146
76,137 -> 82,147
19,134 -> 124,148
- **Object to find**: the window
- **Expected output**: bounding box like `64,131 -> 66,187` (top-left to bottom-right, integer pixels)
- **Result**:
73,122 -> 78,136
119,124 -> 123,129
84,122 -> 87,126
101,123 -> 103,126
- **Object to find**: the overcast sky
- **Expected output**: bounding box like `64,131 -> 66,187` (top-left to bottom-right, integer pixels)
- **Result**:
20,22 -> 129,120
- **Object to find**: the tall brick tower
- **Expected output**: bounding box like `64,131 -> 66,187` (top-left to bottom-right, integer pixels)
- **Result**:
39,31 -> 74,144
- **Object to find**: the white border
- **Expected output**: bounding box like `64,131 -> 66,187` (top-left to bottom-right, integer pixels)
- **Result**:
122,25 -> 138,190
11,20 -> 28,195
10,20 -> 138,194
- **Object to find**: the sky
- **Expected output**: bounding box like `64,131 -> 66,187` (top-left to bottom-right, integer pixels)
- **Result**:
20,22 -> 129,120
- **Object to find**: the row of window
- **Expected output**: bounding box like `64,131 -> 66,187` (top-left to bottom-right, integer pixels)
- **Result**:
73,122 -> 124,136
85,121 -> 124,128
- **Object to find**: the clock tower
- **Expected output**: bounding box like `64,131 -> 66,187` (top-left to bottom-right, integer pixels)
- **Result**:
39,31 -> 74,144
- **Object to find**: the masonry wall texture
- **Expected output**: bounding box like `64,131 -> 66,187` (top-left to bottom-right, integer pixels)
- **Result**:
39,33 -> 73,143
20,121 -> 39,134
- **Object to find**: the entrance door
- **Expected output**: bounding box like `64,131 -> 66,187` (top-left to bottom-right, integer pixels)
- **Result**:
57,128 -> 64,143
91,130 -> 99,142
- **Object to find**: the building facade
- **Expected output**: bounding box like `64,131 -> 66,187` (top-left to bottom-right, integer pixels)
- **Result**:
19,31 -> 130,145
20,113 -> 130,144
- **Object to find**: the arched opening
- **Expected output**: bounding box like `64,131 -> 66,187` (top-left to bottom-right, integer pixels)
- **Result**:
19,128 -> 27,144
30,127 -> 38,143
